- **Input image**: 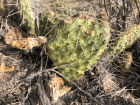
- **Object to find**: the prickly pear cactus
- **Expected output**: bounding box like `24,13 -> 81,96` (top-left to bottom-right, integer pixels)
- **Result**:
19,0 -> 140,81
109,25 -> 140,54
20,0 -> 35,34
20,0 -> 72,35
52,0 -> 72,18
47,14 -> 110,80
38,12 -> 57,36
38,0 -> 72,36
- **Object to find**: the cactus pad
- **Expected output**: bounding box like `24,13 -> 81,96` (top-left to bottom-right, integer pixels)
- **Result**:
47,15 -> 110,80
20,0 -> 35,34
109,25 -> 140,54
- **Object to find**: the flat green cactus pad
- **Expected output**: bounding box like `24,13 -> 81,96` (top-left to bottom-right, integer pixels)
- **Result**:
20,0 -> 35,34
47,16 -> 110,80
110,25 -> 140,54
38,12 -> 57,36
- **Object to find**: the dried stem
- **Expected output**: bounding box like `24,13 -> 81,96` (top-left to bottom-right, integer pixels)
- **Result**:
16,63 -> 75,83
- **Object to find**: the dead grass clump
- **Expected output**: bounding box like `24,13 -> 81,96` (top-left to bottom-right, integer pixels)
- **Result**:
4,27 -> 29,45
11,36 -> 47,50
47,74 -> 71,102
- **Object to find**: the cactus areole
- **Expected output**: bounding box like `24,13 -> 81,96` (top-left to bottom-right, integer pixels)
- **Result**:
47,16 -> 110,80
